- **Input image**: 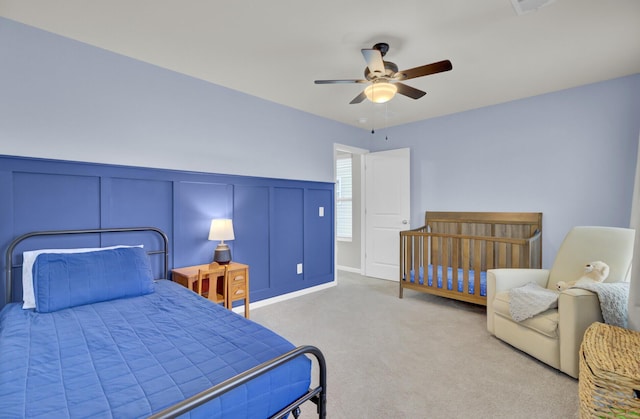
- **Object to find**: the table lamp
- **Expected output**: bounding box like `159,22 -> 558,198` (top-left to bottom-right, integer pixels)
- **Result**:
209,219 -> 234,264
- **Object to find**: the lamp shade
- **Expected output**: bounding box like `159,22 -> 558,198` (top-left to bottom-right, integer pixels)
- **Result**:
209,219 -> 234,264
208,219 -> 235,241
364,82 -> 397,104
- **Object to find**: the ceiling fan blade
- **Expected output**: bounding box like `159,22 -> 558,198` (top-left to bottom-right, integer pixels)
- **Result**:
395,82 -> 427,100
361,48 -> 386,77
314,79 -> 368,84
396,60 -> 453,81
349,91 -> 367,104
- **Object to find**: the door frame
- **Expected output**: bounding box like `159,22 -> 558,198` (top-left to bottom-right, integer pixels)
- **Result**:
334,143 -> 368,275
334,144 -> 410,279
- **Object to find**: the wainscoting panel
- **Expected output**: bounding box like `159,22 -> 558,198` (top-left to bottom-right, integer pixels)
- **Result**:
0,155 -> 334,306
233,184 -> 270,298
173,181 -> 234,268
304,188 -> 334,285
101,177 -> 175,277
270,187 -> 305,295
13,172 -> 101,233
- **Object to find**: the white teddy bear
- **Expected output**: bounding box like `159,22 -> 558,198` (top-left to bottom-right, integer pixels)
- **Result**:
556,261 -> 610,292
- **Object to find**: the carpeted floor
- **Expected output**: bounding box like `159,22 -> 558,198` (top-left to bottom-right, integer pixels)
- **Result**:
251,270 -> 579,419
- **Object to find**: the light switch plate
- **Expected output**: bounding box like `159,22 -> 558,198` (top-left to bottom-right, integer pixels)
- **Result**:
297,263 -> 303,274
319,207 -> 324,217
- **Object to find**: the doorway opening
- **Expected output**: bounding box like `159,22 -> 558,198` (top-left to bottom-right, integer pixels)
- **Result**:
334,144 -> 367,274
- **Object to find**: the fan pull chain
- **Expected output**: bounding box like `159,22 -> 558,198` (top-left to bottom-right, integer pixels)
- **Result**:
385,102 -> 389,140
371,95 -> 375,134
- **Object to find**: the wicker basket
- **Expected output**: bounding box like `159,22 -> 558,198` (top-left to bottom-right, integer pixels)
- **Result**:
579,322 -> 640,418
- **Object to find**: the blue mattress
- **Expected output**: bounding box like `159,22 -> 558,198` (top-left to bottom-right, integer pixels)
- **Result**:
408,265 -> 487,296
0,280 -> 311,418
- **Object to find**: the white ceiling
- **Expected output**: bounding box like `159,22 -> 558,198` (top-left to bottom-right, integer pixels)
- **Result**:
2,0 -> 639,129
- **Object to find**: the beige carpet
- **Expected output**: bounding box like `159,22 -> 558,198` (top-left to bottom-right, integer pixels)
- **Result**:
251,271 -> 579,419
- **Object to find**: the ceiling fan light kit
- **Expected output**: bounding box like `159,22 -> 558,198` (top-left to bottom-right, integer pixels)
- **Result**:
364,81 -> 397,104
314,42 -> 452,105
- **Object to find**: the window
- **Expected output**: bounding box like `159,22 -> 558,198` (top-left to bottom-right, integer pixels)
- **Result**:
336,153 -> 352,240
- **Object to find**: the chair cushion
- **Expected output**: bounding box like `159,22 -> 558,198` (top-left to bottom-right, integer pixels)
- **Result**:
493,291 -> 559,338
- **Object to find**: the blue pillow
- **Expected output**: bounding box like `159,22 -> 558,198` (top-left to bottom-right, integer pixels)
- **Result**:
33,247 -> 155,313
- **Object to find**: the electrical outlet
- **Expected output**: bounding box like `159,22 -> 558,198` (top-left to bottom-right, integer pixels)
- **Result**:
297,263 -> 303,274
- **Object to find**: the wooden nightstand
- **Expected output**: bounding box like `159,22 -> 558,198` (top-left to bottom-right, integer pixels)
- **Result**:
171,262 -> 250,318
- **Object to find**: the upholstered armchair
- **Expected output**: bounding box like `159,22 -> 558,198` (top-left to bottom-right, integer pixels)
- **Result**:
486,226 -> 635,378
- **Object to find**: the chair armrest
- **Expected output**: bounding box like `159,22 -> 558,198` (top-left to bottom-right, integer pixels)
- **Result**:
558,288 -> 603,378
488,268 -> 551,293
486,268 -> 550,334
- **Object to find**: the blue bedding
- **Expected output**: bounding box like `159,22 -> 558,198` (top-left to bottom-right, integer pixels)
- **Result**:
408,265 -> 487,296
0,280 -> 311,418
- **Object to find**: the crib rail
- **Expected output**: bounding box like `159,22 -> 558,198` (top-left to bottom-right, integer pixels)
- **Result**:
399,228 -> 542,306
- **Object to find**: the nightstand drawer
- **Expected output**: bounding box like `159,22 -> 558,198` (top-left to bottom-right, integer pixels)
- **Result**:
229,284 -> 246,299
228,272 -> 246,287
227,270 -> 247,299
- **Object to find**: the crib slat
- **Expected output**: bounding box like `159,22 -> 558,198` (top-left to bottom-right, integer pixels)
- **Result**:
423,234 -> 429,287
511,244 -> 520,268
462,238 -> 470,295
400,234 -> 404,280
452,236 -> 459,293
413,235 -> 420,285
474,240 -> 482,297
442,237 -> 449,290
400,234 -> 406,298
432,236 -> 440,288
486,239 -> 494,271
498,242 -> 507,268
406,235 -> 413,279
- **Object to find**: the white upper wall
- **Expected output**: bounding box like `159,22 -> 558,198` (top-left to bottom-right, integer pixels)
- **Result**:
0,18 -> 367,183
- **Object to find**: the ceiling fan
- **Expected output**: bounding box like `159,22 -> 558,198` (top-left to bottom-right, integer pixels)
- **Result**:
314,42 -> 452,105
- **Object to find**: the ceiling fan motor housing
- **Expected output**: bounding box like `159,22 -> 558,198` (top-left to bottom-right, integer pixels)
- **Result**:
364,61 -> 398,80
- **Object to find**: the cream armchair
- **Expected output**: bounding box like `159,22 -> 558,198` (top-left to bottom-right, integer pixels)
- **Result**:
487,226 -> 635,378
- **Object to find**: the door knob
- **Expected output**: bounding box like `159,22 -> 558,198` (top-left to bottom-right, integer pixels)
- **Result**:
402,220 -> 408,224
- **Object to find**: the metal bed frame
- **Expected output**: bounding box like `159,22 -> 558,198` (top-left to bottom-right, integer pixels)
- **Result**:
3,227 -> 327,419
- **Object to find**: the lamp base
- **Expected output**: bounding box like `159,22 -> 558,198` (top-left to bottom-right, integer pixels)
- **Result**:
213,243 -> 232,265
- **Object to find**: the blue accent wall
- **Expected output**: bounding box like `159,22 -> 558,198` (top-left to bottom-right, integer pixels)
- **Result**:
0,155 -> 334,306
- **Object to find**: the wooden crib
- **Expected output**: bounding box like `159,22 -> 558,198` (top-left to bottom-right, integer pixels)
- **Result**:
399,211 -> 542,306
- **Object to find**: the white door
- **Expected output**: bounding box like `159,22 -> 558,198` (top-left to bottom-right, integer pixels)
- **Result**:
364,148 -> 410,280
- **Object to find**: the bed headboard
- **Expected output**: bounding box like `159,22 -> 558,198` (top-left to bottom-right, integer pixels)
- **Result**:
4,227 -> 169,306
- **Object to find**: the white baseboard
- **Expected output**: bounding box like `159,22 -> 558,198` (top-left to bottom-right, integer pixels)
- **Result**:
336,265 -> 362,274
232,280 -> 337,314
